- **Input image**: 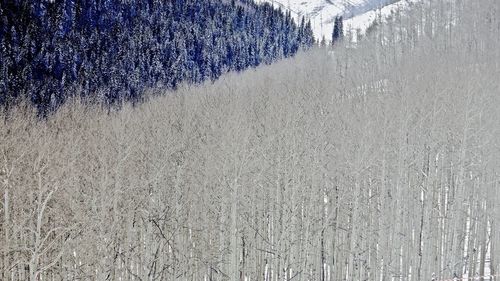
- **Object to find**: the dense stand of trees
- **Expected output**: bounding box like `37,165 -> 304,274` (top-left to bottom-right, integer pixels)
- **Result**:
0,0 -> 314,114
1,0 -> 500,280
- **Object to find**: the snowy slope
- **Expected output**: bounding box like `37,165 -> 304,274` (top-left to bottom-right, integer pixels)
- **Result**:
256,0 -> 417,41
344,0 -> 422,40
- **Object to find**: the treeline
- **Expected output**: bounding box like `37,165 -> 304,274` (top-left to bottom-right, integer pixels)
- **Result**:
0,0 -> 314,114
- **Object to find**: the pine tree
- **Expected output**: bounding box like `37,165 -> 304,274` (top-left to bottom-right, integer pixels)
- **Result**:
332,16 -> 344,45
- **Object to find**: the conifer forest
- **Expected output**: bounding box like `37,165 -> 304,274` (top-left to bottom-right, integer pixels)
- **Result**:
0,0 -> 314,114
1,0 -> 500,280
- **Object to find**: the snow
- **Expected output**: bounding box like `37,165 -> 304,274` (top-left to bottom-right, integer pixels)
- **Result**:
345,0 -> 422,40
257,0 -> 422,42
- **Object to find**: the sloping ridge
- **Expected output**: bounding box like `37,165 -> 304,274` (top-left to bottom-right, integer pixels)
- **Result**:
258,0 -> 401,40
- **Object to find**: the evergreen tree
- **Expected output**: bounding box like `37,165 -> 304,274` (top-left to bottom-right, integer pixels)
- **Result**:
332,16 -> 344,45
0,0 -> 315,114
320,36 -> 327,47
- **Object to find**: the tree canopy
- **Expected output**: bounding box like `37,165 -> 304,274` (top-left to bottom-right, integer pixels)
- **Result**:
0,0 -> 314,114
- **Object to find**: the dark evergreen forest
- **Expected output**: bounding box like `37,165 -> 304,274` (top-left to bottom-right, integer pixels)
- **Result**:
0,0 -> 314,114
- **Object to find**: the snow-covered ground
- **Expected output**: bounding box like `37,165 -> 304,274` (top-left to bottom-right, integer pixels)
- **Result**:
256,0 -> 422,42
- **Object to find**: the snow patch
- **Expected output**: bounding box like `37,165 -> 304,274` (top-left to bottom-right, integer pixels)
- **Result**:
257,0 -> 423,42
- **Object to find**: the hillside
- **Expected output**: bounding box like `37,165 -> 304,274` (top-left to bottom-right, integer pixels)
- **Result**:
258,0 -> 412,40
0,0 -> 314,114
1,0 -> 500,280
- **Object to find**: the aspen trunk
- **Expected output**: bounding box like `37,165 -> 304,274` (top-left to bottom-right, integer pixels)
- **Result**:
3,187 -> 9,281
